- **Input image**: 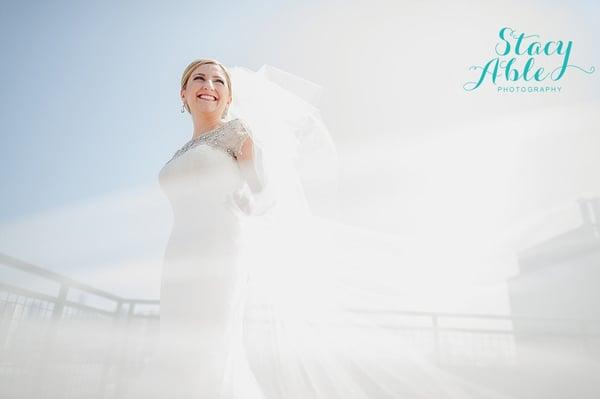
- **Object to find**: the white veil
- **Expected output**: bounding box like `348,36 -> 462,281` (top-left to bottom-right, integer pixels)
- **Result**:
223,65 -> 499,399
226,65 -> 338,220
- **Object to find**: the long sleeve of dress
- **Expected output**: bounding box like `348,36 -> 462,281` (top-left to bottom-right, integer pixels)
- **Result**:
226,119 -> 277,217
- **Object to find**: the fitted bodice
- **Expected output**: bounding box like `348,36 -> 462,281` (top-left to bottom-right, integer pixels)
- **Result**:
158,119 -> 250,214
157,118 -> 251,257
164,118 -> 251,166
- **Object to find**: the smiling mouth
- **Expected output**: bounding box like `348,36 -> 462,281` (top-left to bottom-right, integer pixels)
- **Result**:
197,94 -> 218,101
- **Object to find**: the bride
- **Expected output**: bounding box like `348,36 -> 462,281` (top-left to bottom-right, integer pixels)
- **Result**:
122,59 -> 269,399
122,59 -> 501,399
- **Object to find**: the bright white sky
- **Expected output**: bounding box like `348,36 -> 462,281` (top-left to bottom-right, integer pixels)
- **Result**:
1,0 -> 599,314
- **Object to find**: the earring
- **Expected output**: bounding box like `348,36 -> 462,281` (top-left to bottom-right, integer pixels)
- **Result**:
221,105 -> 229,119
180,103 -> 186,113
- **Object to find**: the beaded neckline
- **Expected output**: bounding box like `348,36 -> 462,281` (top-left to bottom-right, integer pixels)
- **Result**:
189,120 -> 235,143
165,118 -> 240,165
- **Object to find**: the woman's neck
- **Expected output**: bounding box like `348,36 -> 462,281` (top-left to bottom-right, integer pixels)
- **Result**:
191,115 -> 223,139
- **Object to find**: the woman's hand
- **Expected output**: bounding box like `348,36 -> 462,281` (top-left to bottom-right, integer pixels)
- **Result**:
232,187 -> 255,215
231,185 -> 276,216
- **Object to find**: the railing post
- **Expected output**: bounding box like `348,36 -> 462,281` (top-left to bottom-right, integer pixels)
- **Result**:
52,284 -> 69,321
35,283 -> 69,398
432,315 -> 441,365
114,300 -> 124,320
128,302 -> 136,322
579,320 -> 589,356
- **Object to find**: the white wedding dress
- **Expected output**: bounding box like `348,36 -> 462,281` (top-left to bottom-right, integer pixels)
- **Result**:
122,118 -> 266,399
119,113 -> 507,399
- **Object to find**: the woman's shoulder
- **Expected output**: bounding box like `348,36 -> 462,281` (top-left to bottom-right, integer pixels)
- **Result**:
226,118 -> 252,137
222,118 -> 254,147
218,118 -> 253,157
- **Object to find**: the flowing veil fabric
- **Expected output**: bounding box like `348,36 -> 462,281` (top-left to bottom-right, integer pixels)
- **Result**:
226,65 -> 337,220
219,65 -> 511,399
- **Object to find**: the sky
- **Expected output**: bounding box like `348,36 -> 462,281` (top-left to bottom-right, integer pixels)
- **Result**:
1,0 -> 599,313
1,0 -> 599,223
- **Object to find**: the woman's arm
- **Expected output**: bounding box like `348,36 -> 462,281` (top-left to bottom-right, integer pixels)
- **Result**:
236,136 -> 265,193
233,136 -> 275,215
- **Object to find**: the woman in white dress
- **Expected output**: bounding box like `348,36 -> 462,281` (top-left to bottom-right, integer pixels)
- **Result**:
122,59 -> 270,399
123,59 -> 506,399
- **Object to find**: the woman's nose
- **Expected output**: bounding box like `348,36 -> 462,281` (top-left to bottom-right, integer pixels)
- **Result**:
201,80 -> 215,90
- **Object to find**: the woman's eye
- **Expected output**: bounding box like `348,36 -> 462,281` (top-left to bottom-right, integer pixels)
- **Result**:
193,77 -> 222,84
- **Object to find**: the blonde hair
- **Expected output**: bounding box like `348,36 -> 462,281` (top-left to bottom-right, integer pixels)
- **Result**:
180,59 -> 232,113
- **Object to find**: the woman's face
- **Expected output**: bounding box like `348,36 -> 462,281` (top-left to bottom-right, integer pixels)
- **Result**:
181,63 -> 231,118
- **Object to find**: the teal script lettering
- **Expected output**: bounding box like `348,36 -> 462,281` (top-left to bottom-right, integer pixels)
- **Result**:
464,27 -> 595,91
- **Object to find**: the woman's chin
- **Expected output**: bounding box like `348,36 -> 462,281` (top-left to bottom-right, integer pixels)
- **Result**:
192,107 -> 221,117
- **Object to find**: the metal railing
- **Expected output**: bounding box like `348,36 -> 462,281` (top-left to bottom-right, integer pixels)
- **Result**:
2,252 -> 600,398
0,253 -> 160,321
0,253 -> 160,399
